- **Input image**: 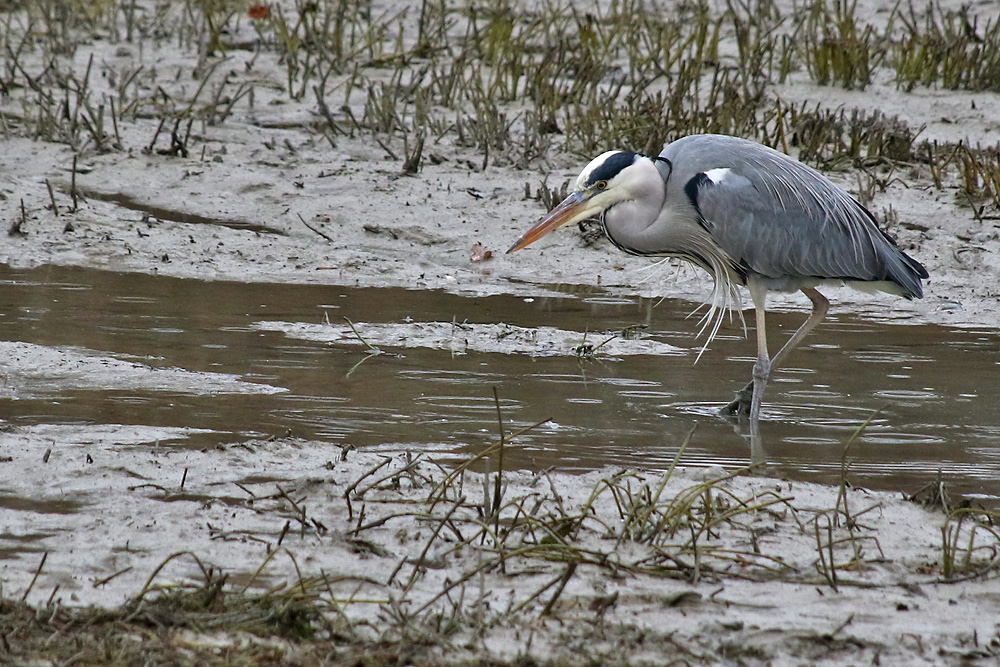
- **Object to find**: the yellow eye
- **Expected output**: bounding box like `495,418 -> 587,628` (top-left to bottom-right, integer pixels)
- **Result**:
594,181 -> 608,190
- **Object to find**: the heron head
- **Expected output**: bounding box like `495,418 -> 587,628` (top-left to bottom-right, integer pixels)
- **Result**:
507,151 -> 657,253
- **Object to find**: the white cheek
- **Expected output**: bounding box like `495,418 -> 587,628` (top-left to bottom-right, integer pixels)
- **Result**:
590,188 -> 629,210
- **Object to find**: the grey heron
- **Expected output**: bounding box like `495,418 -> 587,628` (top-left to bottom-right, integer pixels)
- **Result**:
506,133 -> 927,445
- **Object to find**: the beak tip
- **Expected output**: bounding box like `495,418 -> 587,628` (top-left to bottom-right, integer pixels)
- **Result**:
507,192 -> 585,257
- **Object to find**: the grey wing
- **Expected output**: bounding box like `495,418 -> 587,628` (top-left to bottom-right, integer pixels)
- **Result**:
669,139 -> 926,298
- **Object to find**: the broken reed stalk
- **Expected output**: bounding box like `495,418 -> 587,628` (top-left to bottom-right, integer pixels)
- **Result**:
70,154 -> 78,211
135,551 -> 209,601
351,454 -> 425,498
240,547 -> 282,595
426,416 -> 550,510
834,407 -> 882,527
390,498 -> 464,588
45,179 -> 57,215
343,455 -> 392,520
110,98 -> 123,149
343,317 -> 382,354
539,562 -> 577,617
147,117 -> 166,153
20,552 -> 48,602
402,133 -> 424,174
9,198 -> 27,235
284,549 -> 309,595
491,386 -> 505,519
277,519 -> 291,547
297,213 -> 335,242
93,567 -> 134,588
814,514 -> 839,591
616,424 -> 696,544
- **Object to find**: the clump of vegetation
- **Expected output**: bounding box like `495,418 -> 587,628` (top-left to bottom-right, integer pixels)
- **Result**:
892,3 -> 1000,93
940,507 -> 1000,578
799,0 -> 884,90
3,426 -> 998,664
3,0 -> 998,216
784,104 -> 918,167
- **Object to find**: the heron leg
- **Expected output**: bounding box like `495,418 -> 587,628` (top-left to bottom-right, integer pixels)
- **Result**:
748,295 -> 770,446
720,287 -> 829,416
769,287 -> 829,371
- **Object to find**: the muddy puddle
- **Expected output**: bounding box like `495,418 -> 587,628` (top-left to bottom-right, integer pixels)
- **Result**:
1,263 -> 998,504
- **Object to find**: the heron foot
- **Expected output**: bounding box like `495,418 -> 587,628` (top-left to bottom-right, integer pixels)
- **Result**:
720,380 -> 754,416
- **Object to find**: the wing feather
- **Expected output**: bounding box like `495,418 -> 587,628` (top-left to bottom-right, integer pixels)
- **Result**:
661,135 -> 926,297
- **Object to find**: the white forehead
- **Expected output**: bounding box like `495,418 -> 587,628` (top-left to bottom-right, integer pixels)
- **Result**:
574,151 -> 623,190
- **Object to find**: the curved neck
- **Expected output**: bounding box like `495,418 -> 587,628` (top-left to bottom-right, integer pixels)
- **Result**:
599,158 -> 666,253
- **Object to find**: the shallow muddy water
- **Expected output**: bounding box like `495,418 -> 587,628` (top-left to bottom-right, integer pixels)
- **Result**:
1,263 -> 998,503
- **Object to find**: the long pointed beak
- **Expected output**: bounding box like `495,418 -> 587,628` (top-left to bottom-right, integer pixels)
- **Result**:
506,192 -> 591,254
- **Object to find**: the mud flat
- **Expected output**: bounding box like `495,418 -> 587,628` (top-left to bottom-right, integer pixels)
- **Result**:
0,0 -> 998,329
1,430 -> 998,665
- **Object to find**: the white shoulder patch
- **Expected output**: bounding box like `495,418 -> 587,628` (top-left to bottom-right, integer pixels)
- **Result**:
703,168 -> 732,184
